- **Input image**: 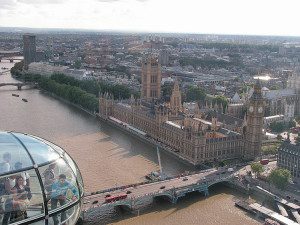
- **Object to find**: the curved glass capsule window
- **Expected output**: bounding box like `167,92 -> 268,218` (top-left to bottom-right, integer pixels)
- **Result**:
64,153 -> 84,196
38,158 -> 79,214
41,141 -> 65,157
13,133 -> 60,165
49,202 -> 81,225
30,221 -> 46,225
0,131 -> 83,225
0,169 -> 44,224
0,132 -> 33,175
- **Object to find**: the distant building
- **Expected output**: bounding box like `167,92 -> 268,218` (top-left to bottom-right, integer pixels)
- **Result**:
159,49 -> 170,66
262,88 -> 297,121
28,62 -> 67,76
28,62 -> 92,80
227,103 -> 245,118
264,115 -> 284,125
286,71 -> 300,115
161,77 -> 174,85
23,34 -> 36,70
278,140 -> 300,182
63,68 -> 93,80
141,55 -> 161,100
36,50 -> 46,62
244,84 -> 297,121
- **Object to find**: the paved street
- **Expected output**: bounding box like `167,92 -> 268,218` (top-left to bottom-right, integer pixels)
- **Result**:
82,168 -> 234,211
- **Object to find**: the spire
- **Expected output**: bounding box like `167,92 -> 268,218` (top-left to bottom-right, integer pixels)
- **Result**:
214,103 -> 218,111
243,113 -> 247,126
212,117 -> 217,131
130,94 -> 135,105
174,79 -> 180,91
170,78 -> 182,115
251,78 -> 262,100
255,78 -> 262,90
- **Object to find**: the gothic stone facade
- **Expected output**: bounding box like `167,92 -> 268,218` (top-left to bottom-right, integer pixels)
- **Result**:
278,141 -> 300,182
99,83 -> 263,165
99,55 -> 263,165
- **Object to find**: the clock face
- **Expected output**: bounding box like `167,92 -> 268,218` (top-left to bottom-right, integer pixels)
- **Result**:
249,106 -> 254,113
258,106 -> 263,113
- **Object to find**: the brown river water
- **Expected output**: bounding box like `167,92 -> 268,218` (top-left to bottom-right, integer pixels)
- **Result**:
0,60 -> 261,225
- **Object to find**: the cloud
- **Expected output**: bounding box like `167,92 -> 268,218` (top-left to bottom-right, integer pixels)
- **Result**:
95,0 -> 148,2
17,0 -> 64,4
0,0 -> 17,9
95,0 -> 120,2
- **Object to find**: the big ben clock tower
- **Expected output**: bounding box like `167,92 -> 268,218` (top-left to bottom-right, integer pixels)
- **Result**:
244,79 -> 264,160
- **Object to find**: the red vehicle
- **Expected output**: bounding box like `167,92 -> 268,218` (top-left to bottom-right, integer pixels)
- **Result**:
105,194 -> 128,203
260,159 -> 269,165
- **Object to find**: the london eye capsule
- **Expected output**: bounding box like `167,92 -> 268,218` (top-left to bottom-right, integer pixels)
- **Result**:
0,131 -> 83,224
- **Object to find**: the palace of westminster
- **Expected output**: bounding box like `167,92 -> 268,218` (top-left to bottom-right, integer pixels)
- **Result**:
99,55 -> 265,165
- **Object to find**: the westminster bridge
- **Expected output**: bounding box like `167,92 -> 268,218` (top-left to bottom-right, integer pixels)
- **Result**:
81,168 -> 237,222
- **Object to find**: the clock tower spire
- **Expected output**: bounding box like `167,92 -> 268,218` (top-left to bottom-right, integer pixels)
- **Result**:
244,79 -> 264,160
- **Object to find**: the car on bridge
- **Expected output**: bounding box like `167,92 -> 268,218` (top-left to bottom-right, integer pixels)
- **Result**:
105,194 -> 128,203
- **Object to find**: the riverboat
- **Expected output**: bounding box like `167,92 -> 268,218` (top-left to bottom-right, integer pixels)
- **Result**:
145,171 -> 161,181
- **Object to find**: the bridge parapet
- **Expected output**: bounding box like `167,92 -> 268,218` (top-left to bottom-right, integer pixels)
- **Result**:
82,171 -> 235,215
0,82 -> 37,90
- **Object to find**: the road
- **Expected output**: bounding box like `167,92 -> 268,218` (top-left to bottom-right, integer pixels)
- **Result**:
82,168 -> 233,211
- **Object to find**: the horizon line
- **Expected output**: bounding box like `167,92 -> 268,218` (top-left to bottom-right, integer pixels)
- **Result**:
1,26 -> 300,39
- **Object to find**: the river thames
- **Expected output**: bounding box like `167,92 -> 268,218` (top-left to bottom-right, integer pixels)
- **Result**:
0,60 -> 260,225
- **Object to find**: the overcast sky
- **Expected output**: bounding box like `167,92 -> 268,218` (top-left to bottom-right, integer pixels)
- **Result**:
0,0 -> 300,36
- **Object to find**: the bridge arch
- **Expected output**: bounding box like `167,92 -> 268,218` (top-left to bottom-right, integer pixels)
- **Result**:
153,193 -> 174,203
114,203 -> 132,212
208,180 -> 231,189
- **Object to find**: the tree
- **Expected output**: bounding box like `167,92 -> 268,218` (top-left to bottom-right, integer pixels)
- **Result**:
269,121 -> 285,133
212,95 -> 228,112
261,144 -> 279,155
251,162 -> 264,178
186,86 -> 206,102
73,60 -> 81,69
268,168 -> 291,190
270,85 -> 280,90
162,83 -> 173,97
51,73 -> 132,99
10,60 -> 24,76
